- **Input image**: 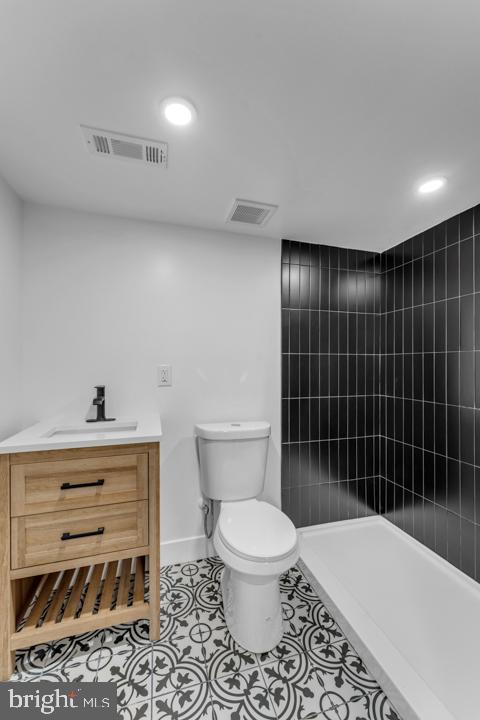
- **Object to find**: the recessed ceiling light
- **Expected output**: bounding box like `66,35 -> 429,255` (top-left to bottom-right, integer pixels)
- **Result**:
417,177 -> 446,194
161,97 -> 196,126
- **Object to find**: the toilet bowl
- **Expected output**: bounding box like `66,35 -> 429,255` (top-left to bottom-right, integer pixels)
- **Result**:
195,420 -> 299,653
214,498 -> 299,652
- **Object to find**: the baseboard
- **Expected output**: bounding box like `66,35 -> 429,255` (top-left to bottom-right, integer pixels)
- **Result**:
160,534 -> 214,566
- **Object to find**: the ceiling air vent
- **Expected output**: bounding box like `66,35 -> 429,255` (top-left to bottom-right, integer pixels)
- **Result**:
81,126 -> 167,168
227,199 -> 278,227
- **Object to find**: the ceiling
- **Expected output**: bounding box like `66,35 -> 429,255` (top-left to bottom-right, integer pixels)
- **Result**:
1,0 -> 480,251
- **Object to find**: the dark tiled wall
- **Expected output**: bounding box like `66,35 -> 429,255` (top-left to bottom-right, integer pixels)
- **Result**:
380,205 -> 480,581
282,204 -> 480,582
281,240 -> 383,528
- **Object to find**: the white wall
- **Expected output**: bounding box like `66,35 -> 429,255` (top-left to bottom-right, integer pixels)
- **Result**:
0,175 -> 22,441
21,203 -> 281,562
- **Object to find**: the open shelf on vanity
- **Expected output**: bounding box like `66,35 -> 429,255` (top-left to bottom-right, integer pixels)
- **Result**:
12,554 -> 150,650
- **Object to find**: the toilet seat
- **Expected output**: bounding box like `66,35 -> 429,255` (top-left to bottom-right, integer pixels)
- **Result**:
218,499 -> 297,562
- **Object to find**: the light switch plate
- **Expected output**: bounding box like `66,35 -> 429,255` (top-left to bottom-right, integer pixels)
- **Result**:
157,364 -> 172,387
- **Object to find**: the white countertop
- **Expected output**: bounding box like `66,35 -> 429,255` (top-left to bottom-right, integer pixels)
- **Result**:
0,410 -> 162,454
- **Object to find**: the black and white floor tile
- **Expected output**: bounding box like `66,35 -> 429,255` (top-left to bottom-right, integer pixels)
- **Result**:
11,557 -> 402,720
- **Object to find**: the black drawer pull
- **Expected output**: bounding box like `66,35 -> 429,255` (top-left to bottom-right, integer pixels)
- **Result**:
61,527 -> 105,541
60,479 -> 105,490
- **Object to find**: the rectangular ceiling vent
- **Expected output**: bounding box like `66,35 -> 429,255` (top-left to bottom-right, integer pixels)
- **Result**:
81,126 -> 167,168
227,199 -> 278,227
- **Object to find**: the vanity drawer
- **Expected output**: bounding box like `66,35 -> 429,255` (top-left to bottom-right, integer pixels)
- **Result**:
11,500 -> 148,569
11,454 -> 148,516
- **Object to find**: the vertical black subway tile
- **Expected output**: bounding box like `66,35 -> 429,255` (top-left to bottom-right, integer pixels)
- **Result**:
446,404 -> 460,460
309,265 -> 320,310
413,354 -> 424,400
299,265 -> 310,308
310,355 -> 319,397
413,400 -> 423,448
434,249 -> 446,301
404,308 -> 413,353
289,264 -> 300,308
446,243 -> 459,298
310,311 -> 319,354
434,353 -> 446,404
434,301 -> 446,352
434,221 -> 446,250
476,295 -> 480,350
460,407 -> 475,465
460,295 -> 474,351
300,398 -> 310,441
319,245 -> 329,268
338,269 -> 349,311
460,208 -> 474,240
435,402 -> 446,456
319,269 -> 329,308
300,310 -> 310,353
446,215 -> 459,246
475,236 -> 480,292
282,310 -> 290,353
281,264 -> 290,307
282,400 -> 289,443
423,304 -> 434,353
446,352 -> 459,406
339,313 -> 348,354
476,352 -> 480,408
404,261 -> 413,308
424,401 -> 435,452
290,309 -> 300,353
447,459 -> 461,515
423,252 -> 434,304
329,246 -> 339,270
299,354 -> 310,397
300,242 -> 311,265
423,354 -> 434,403
319,355 -> 329,397
310,398 -> 320,441
423,227 -> 434,255
460,351 -> 475,408
282,354 -> 289,398
460,237 -> 473,295
460,463 -> 475,523
413,258 -> 423,306
319,311 -> 329,353
434,455 -> 446,505
413,307 -> 423,353
446,298 -> 460,351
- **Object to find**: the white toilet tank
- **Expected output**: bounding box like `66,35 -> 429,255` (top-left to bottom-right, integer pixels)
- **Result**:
195,421 -> 270,501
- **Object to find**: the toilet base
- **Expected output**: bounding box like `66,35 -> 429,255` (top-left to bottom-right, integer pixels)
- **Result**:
220,567 -> 284,653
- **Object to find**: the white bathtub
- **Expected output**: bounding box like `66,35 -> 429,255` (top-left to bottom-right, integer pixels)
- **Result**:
299,516 -> 480,720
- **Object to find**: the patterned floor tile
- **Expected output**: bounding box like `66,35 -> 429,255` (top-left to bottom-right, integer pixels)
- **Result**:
209,668 -> 275,720
308,640 -> 381,701
153,682 -> 212,719
195,607 -> 258,680
280,565 -> 320,603
95,638 -> 152,707
333,689 -> 402,720
261,651 -> 349,720
10,558 -> 401,720
282,592 -> 345,649
151,639 -> 208,697
119,700 -> 152,720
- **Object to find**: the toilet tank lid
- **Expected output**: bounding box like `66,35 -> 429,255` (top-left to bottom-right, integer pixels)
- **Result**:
195,421 -> 271,440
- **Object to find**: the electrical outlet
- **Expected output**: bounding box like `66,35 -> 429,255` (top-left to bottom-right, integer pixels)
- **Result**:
157,364 -> 172,387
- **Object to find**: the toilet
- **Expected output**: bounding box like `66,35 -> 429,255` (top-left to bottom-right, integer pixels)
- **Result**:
195,420 -> 299,653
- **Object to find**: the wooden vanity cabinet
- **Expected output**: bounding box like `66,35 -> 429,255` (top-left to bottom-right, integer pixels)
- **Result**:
0,442 -> 160,679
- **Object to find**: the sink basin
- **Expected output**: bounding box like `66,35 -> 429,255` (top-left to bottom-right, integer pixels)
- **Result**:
44,420 -> 138,438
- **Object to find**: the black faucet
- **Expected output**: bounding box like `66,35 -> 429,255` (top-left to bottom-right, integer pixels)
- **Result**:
86,385 -> 116,423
